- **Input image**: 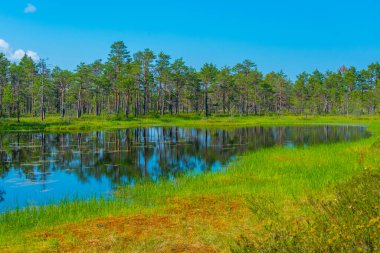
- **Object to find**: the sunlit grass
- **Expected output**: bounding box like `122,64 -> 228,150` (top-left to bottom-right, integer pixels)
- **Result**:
0,114 -> 379,132
0,117 -> 379,251
232,169 -> 380,252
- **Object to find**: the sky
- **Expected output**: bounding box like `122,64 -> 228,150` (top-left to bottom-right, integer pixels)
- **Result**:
1,0 -> 380,80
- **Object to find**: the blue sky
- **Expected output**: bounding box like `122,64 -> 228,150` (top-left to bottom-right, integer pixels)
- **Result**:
1,0 -> 380,79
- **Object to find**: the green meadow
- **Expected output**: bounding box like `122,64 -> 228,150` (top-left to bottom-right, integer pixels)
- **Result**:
0,116 -> 379,252
0,114 -> 378,132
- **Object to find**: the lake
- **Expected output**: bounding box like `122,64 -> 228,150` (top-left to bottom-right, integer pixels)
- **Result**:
0,125 -> 370,211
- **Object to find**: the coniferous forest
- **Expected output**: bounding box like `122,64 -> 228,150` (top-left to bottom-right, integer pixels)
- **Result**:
0,41 -> 379,121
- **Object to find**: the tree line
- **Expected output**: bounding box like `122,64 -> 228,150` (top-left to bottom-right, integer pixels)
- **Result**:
0,41 -> 379,121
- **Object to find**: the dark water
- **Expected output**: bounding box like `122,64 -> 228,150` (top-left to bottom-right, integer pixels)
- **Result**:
0,125 -> 370,211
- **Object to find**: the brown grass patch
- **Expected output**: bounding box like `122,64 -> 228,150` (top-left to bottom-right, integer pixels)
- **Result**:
26,195 -> 251,252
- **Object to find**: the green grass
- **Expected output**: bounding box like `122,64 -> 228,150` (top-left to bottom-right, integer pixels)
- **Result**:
0,114 -> 378,132
0,116 -> 379,251
118,139 -> 371,205
232,169 -> 380,252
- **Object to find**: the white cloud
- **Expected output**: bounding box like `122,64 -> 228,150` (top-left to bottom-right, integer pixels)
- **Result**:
26,50 -> 39,61
24,3 -> 37,14
0,38 -> 40,62
0,39 -> 10,52
12,49 -> 27,60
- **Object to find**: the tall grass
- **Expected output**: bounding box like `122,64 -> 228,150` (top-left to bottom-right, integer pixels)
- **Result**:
232,169 -> 380,252
0,117 -> 379,251
1,198 -> 126,231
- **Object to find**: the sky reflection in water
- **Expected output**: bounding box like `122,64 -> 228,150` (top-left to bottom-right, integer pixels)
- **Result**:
0,125 -> 370,211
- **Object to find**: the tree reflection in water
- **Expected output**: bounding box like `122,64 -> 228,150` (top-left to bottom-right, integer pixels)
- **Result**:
0,125 -> 370,209
0,189 -> 5,202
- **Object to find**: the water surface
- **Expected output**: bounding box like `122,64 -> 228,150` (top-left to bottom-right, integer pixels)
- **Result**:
0,125 -> 370,211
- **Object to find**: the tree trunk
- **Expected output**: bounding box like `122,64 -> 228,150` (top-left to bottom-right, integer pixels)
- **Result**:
107,96 -> 110,114
161,90 -> 165,116
17,100 -> 20,123
176,82 -> 180,115
204,83 -> 209,117
125,90 -> 130,117
115,92 -> 119,114
239,94 -> 243,116
41,77 -> 45,121
61,88 -> 65,118
169,93 -> 173,115
32,94 -> 36,117
0,86 -> 2,117
159,81 -> 164,115
77,88 -> 82,118
246,96 -> 249,116
135,92 -> 139,117
222,89 -> 226,114
144,81 -> 148,115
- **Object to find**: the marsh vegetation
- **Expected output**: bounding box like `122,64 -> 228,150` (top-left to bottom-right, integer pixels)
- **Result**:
0,116 -> 379,252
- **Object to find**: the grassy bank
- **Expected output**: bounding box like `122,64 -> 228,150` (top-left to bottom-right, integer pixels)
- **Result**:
0,114 -> 379,132
0,117 -> 379,252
